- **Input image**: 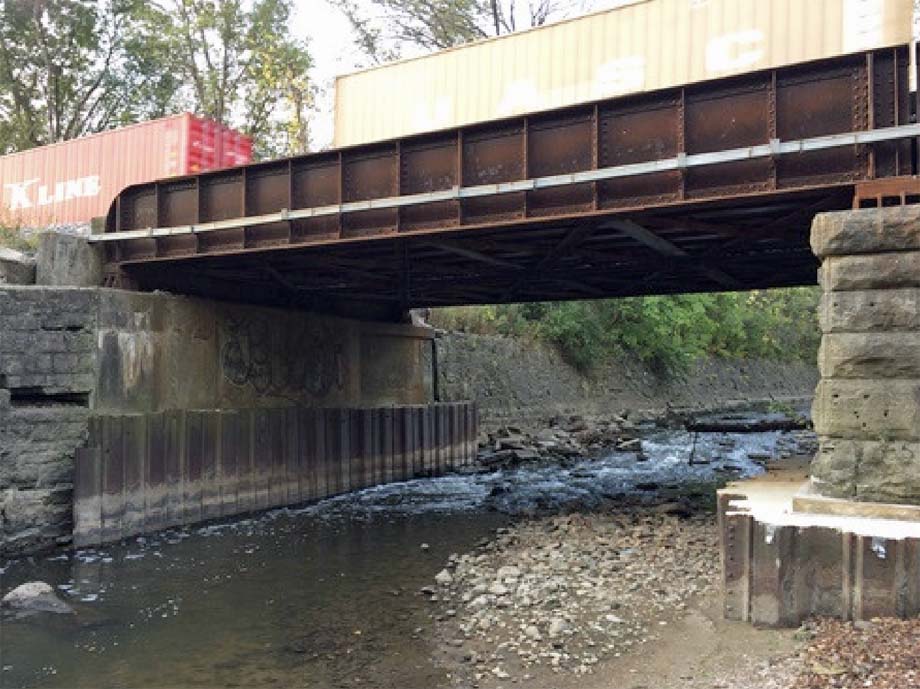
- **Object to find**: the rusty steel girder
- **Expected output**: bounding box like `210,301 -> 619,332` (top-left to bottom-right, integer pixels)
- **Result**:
97,46 -> 916,313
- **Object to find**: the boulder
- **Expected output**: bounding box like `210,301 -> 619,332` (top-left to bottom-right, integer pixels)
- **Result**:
812,207 -> 920,259
2,582 -> 74,614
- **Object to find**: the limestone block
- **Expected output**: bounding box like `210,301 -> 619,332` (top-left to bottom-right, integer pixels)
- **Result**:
820,289 -> 920,333
812,206 -> 920,258
811,438 -> 858,498
819,252 -> 920,292
813,379 -> 920,441
812,437 -> 920,504
36,232 -> 103,287
818,333 -> 920,378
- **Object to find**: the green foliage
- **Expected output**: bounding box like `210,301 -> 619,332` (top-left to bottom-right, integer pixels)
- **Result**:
0,0 -> 313,158
140,0 -> 314,158
0,0 -> 180,154
0,223 -> 38,252
430,288 -> 821,377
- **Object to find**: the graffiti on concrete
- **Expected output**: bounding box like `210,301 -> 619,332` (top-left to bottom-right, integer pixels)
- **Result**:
220,316 -> 346,398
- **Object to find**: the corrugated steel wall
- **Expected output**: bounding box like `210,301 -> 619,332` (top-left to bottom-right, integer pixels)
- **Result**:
334,0 -> 913,147
74,402 -> 478,546
0,114 -> 252,228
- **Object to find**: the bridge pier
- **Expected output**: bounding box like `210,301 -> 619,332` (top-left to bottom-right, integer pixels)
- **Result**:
1,280 -> 476,554
719,206 -> 920,626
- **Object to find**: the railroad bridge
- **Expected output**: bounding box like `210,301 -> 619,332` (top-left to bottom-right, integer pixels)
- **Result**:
6,44 -> 920,627
95,47 -> 919,318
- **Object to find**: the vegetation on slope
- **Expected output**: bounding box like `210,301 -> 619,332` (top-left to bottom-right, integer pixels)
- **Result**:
430,288 -> 821,376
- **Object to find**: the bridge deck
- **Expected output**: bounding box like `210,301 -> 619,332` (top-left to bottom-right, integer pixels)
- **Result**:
97,47 -> 916,317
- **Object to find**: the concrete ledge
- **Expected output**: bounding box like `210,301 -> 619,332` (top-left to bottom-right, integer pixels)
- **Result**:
719,471 -> 920,627
793,484 -> 920,523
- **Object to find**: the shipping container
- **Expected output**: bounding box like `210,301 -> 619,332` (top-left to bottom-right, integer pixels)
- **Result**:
334,0 -> 914,148
0,113 -> 252,228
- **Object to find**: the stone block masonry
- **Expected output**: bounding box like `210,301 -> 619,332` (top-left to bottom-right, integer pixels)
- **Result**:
0,289 -> 96,554
811,206 -> 920,504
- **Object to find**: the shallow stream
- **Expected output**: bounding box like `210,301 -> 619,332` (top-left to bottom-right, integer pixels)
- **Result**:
0,417 -> 808,688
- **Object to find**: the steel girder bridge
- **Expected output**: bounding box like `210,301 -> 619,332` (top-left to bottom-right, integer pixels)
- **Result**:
94,46 -> 920,319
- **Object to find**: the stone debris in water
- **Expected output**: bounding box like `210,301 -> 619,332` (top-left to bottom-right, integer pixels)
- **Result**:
2,582 -> 74,615
432,509 -> 719,681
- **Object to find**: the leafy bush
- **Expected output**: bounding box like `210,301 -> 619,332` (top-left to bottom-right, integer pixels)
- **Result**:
0,224 -> 38,253
429,288 -> 821,377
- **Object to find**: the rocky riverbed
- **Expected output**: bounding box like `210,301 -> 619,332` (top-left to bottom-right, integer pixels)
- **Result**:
420,408 -> 821,687
428,508 -> 721,685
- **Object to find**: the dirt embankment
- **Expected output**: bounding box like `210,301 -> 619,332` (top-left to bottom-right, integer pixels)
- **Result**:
436,332 -> 818,428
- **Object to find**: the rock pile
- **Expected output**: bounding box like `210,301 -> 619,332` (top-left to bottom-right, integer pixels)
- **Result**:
428,510 -> 719,682
811,207 -> 920,502
477,415 -> 645,469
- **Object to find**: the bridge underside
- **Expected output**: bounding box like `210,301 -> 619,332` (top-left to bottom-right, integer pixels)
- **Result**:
121,186 -> 852,314
99,46 -> 917,318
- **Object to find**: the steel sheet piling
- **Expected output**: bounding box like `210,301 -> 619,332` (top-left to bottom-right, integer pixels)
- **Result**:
73,403 -> 476,545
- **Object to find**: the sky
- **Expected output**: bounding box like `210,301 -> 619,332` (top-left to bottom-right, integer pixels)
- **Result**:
292,0 -> 362,148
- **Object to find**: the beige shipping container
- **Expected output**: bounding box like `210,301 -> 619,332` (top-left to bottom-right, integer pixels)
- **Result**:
334,0 -> 914,148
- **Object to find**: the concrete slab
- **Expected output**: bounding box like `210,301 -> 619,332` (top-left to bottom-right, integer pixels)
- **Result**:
719,471 -> 920,626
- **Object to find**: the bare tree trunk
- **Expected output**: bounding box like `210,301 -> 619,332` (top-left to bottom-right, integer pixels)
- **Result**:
490,0 -> 501,35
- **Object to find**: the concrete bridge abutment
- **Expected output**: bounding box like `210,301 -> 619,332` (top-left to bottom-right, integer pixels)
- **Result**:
720,206 -> 920,626
1,281 -> 476,555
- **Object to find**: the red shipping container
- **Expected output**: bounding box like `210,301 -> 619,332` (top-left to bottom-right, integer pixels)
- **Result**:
0,113 -> 252,228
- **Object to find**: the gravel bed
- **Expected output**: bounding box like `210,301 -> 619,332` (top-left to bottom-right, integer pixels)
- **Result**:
426,509 -> 720,683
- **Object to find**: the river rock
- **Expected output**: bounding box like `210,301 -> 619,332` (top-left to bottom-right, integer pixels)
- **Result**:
435,569 -> 453,586
548,617 -> 570,638
2,582 -> 74,614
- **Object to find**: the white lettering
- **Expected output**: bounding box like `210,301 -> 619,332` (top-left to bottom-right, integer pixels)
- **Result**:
596,56 -> 646,97
83,175 -> 100,197
2,175 -> 101,212
706,30 -> 765,74
65,179 -> 83,201
3,179 -> 37,210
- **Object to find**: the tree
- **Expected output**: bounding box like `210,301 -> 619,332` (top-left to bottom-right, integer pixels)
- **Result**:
0,0 -> 179,154
140,0 -> 314,158
334,0 -> 593,63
